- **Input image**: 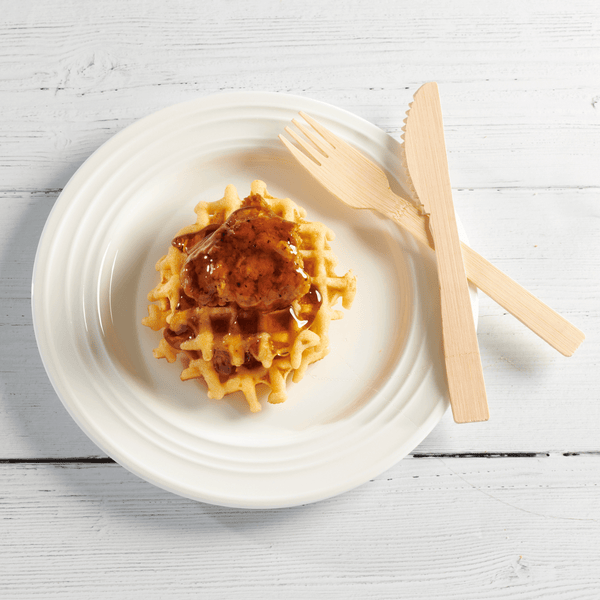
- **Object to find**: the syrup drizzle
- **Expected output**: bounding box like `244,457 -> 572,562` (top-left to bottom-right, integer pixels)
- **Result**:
164,194 -> 322,376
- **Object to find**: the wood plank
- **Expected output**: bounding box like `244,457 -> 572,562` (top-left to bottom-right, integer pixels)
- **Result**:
1,456 -> 599,598
0,187 -> 597,457
0,1 -> 598,190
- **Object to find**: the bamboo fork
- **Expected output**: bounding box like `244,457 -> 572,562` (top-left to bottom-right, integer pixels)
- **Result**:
279,112 -> 585,360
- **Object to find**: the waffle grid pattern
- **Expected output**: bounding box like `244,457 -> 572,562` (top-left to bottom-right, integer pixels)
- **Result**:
143,181 -> 356,412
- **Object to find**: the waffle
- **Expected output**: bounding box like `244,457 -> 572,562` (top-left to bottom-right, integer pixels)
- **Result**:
142,180 -> 356,412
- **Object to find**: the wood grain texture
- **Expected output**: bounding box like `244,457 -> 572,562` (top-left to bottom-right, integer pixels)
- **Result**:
0,1 -> 599,191
404,82 -> 488,421
1,1 -> 599,598
0,188 -> 597,458
1,457 -> 599,599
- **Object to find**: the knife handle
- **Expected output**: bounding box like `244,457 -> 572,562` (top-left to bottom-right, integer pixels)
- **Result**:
430,207 -> 489,422
384,199 -> 585,357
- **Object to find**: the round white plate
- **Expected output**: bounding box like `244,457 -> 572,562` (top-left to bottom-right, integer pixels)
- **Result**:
32,92 -> 477,509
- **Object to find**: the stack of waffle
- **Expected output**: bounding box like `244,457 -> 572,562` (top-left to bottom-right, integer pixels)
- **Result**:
143,180 -> 356,412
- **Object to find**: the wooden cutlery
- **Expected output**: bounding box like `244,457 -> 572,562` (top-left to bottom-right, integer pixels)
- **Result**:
401,82 -> 487,422
279,86 -> 585,421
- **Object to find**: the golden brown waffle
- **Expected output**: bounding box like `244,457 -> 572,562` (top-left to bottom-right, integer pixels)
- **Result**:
142,180 -> 356,412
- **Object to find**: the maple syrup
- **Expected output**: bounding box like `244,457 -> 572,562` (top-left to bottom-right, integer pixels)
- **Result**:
164,194 -> 322,376
171,224 -> 219,254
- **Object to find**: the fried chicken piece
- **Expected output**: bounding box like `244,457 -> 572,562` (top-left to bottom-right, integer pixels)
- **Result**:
180,194 -> 309,312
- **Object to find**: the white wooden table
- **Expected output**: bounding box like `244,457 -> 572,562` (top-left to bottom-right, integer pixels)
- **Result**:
2,1 -> 599,597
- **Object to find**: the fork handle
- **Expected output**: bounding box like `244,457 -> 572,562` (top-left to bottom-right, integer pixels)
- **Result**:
385,198 -> 585,357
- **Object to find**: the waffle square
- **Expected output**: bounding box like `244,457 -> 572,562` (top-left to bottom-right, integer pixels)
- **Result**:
142,180 -> 356,412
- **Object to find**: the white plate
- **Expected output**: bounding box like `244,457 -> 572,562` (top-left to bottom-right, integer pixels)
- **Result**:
32,92 -> 477,509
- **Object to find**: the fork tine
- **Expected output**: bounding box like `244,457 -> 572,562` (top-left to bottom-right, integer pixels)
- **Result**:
279,134 -> 322,174
291,118 -> 332,156
299,111 -> 343,148
283,126 -> 323,166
